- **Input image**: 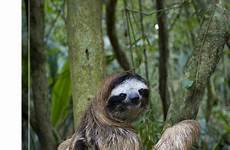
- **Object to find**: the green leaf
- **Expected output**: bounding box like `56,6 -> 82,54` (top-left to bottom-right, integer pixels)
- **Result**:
51,60 -> 71,126
181,79 -> 194,89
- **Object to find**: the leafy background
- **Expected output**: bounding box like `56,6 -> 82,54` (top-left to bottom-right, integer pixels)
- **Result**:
22,0 -> 230,149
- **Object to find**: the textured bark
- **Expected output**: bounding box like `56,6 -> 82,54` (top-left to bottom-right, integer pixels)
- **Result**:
67,0 -> 105,127
30,0 -> 56,149
106,0 -> 131,71
165,3 -> 229,126
156,0 -> 170,121
205,80 -> 218,122
22,1 -> 28,149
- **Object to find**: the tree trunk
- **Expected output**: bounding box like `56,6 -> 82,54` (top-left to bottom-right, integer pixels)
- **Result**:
66,0 -> 105,127
165,2 -> 229,126
106,0 -> 131,71
156,0 -> 170,121
30,0 -> 56,149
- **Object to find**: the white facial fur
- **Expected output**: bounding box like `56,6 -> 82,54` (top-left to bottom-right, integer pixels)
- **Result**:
110,78 -> 148,97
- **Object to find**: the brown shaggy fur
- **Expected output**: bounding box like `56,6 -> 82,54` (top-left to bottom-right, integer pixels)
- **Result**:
59,74 -> 141,150
153,120 -> 200,150
58,74 -> 200,150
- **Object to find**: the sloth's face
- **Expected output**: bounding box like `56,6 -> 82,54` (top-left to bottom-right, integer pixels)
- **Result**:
106,74 -> 149,122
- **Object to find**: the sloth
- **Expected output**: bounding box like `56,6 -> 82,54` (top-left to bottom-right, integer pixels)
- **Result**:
58,73 -> 200,150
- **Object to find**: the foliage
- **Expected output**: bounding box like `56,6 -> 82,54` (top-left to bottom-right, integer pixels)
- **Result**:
51,60 -> 71,126
22,0 -> 230,149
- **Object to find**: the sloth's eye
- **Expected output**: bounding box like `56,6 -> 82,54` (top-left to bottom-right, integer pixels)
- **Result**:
119,93 -> 127,99
107,93 -> 127,109
138,88 -> 149,97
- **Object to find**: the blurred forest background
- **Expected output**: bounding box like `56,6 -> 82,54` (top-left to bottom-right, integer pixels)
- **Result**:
22,0 -> 230,149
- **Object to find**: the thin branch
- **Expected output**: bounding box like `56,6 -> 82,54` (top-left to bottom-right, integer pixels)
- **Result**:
50,0 -> 66,21
127,10 -> 137,44
165,1 -> 228,126
156,0 -> 171,120
45,0 -> 65,40
168,7 -> 182,31
138,0 -> 149,83
106,0 -> 131,71
123,0 -> 135,69
129,1 -> 141,31
184,7 -> 196,47
124,0 -> 190,16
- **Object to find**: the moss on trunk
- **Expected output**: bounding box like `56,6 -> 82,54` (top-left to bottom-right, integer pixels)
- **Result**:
30,0 -> 56,149
165,3 -> 229,126
66,0 -> 105,127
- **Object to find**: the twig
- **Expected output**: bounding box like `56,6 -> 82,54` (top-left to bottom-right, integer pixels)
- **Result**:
138,0 -> 149,83
50,0 -> 66,21
124,1 -> 190,16
45,0 -> 65,39
168,7 -> 182,31
184,7 -> 196,47
123,0 -> 135,70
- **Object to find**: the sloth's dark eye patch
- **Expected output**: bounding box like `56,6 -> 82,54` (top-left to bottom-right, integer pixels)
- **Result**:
138,88 -> 149,97
107,93 -> 127,110
119,93 -> 127,99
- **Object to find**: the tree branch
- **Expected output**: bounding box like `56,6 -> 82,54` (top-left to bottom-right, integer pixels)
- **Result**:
165,2 -> 229,126
30,0 -> 56,149
106,0 -> 131,71
156,0 -> 170,121
125,0 -> 190,16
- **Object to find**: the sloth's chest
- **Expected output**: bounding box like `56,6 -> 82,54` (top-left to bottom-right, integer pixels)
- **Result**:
87,129 -> 141,150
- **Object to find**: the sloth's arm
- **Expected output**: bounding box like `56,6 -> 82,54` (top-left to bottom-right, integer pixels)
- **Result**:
57,136 -> 88,150
153,120 -> 200,150
57,138 -> 72,150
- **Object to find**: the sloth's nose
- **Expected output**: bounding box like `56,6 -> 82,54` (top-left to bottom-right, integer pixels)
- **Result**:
128,93 -> 140,105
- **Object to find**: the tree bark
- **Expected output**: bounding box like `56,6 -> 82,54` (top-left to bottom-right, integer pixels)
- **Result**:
30,0 -> 56,149
165,2 -> 229,126
106,0 -> 131,71
67,0 -> 105,127
156,0 -> 170,121
205,79 -> 218,122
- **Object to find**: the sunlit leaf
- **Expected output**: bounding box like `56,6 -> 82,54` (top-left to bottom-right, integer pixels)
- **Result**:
181,79 -> 194,89
51,60 -> 71,126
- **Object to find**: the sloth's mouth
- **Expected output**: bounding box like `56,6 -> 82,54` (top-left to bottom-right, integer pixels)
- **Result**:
125,99 -> 142,109
106,99 -> 145,122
